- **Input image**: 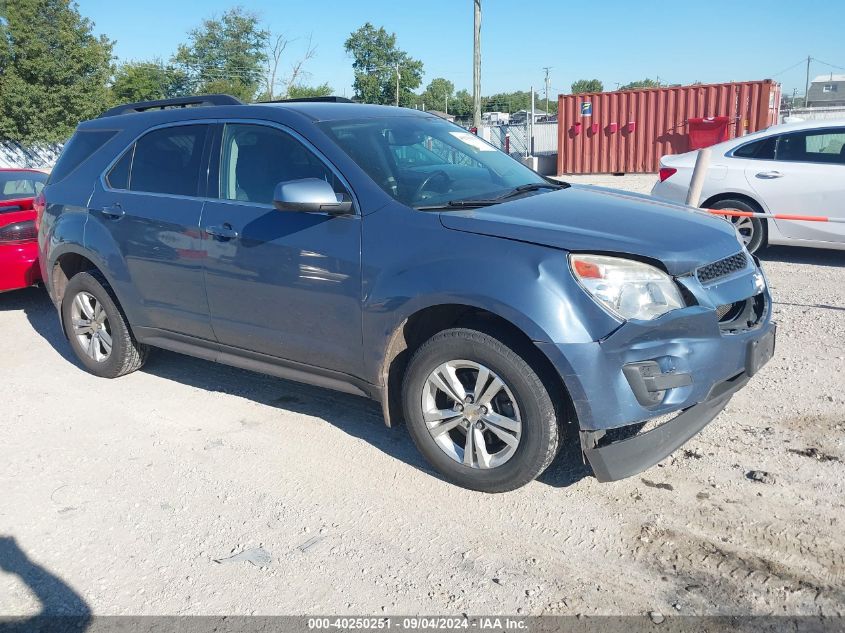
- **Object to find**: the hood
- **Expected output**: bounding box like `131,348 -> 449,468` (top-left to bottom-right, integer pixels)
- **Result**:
438,184 -> 742,275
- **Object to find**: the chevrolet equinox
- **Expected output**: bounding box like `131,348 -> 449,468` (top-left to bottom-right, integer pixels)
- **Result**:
36,95 -> 776,492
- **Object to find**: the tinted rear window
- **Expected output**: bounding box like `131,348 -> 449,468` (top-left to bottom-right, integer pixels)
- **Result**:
0,170 -> 47,201
48,130 -> 117,184
129,125 -> 207,196
733,136 -> 776,159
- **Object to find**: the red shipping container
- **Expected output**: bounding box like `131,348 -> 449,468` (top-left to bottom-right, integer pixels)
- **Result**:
688,116 -> 730,149
557,80 -> 781,175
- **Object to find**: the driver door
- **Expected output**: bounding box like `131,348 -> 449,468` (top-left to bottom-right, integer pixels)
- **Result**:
201,122 -> 363,376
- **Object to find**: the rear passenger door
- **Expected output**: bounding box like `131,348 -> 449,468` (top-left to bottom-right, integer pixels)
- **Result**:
201,121 -> 363,376
88,123 -> 215,340
745,127 -> 845,243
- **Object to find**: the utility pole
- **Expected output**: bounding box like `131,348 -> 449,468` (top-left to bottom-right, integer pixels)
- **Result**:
395,62 -> 401,107
804,55 -> 811,107
543,66 -> 552,114
445,94 -> 449,116
473,0 -> 482,129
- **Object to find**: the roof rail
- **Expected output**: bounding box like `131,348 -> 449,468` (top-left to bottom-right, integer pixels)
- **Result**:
99,94 -> 243,118
260,96 -> 354,104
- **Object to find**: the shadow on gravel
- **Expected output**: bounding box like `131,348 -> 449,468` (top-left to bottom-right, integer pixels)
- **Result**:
7,285 -> 592,489
537,437 -> 593,488
758,245 -> 845,268
0,286 -> 78,365
0,536 -> 91,630
144,348 -> 442,478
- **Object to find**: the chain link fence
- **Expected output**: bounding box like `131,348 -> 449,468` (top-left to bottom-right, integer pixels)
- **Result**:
482,122 -> 558,158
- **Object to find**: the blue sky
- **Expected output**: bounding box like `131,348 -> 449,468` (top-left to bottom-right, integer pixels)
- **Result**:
78,0 -> 845,98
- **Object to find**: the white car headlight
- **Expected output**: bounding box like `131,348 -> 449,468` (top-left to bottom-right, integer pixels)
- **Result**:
569,254 -> 685,321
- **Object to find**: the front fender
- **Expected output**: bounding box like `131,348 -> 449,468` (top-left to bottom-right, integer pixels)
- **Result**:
360,207 -> 619,386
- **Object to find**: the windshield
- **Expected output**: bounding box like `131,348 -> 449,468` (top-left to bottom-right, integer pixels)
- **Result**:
0,170 -> 47,201
318,116 -> 548,209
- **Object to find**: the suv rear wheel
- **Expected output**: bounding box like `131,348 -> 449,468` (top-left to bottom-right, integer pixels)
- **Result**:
402,328 -> 560,492
61,271 -> 148,378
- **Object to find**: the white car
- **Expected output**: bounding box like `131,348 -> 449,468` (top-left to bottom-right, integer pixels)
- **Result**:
651,119 -> 845,253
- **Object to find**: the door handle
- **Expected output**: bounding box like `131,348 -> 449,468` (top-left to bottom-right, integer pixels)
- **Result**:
204,224 -> 238,239
100,203 -> 125,218
755,171 -> 784,179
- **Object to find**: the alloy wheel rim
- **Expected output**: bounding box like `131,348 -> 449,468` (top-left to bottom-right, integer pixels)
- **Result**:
70,291 -> 113,363
421,360 -> 522,469
730,215 -> 755,247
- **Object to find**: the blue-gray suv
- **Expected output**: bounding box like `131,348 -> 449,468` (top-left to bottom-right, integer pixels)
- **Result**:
37,95 -> 776,492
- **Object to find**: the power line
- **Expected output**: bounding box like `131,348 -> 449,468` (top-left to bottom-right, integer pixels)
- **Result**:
769,58 -> 809,78
812,57 -> 845,72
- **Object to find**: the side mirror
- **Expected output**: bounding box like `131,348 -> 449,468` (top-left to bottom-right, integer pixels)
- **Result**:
272,178 -> 353,215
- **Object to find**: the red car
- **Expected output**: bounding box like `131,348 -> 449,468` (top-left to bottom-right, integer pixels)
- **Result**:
0,168 -> 48,292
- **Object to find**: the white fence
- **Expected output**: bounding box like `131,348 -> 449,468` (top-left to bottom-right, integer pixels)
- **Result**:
0,142 -> 62,170
782,106 -> 845,122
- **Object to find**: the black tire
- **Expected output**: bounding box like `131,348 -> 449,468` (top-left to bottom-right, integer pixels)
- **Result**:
401,328 -> 559,493
707,198 -> 767,254
61,271 -> 148,378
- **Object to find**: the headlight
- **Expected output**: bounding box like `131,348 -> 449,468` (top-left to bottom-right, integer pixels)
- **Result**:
569,254 -> 685,321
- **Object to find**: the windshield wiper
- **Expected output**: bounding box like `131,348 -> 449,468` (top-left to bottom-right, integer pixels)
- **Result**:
495,181 -> 569,200
416,181 -> 569,211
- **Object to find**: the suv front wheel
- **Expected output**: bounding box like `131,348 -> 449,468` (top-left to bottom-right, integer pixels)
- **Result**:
402,328 -> 560,492
61,271 -> 148,378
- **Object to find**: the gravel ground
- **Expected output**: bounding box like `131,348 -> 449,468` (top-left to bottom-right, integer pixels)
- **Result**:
1,175 -> 844,617
556,173 -> 659,193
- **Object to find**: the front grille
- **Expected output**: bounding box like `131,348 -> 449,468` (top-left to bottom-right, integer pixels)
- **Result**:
697,252 -> 749,285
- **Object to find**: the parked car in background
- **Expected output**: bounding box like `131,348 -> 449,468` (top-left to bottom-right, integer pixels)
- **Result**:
651,120 -> 845,253
38,95 -> 774,492
0,168 -> 48,292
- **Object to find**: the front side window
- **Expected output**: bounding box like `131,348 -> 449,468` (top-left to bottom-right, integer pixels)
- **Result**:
219,123 -> 346,205
129,125 -> 207,196
318,116 -> 546,208
776,129 -> 845,164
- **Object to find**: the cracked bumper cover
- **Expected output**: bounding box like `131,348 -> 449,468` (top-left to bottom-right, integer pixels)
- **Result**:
580,371 -> 749,482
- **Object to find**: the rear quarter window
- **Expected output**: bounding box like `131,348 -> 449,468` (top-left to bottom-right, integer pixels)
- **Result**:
732,136 -> 776,160
48,130 -> 117,184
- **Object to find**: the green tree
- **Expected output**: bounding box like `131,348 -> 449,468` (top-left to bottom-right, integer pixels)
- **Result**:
619,78 -> 659,90
344,23 -> 423,106
173,7 -> 268,102
448,89 -> 473,117
570,79 -> 604,94
286,83 -> 333,99
111,60 -> 189,104
481,91 -> 551,114
0,0 -> 113,142
420,77 -> 454,112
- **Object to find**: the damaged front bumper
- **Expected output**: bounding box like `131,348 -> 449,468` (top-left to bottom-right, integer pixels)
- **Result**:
537,258 -> 776,482
580,370 -> 748,482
